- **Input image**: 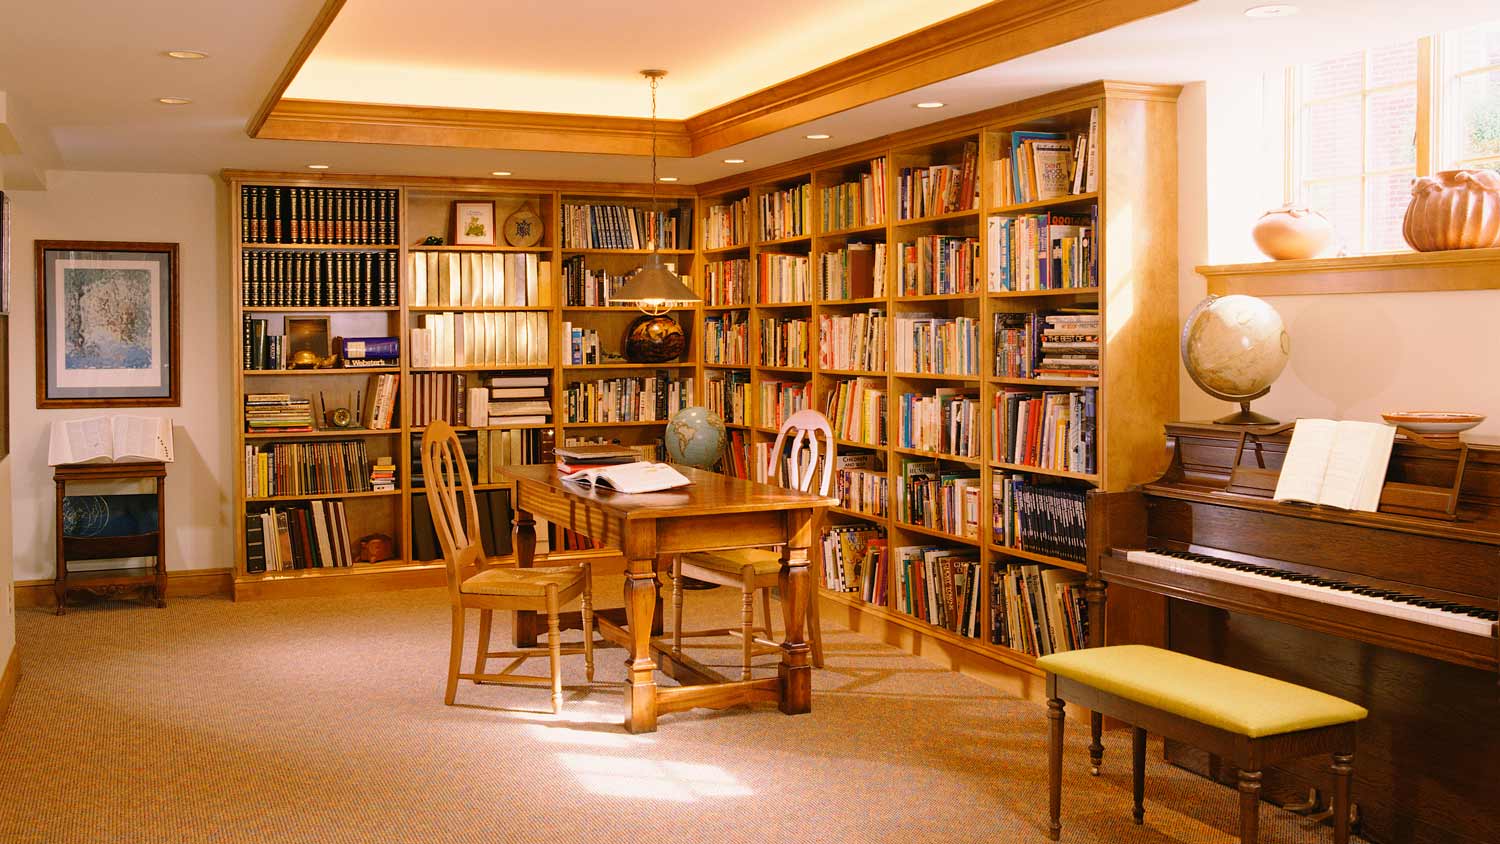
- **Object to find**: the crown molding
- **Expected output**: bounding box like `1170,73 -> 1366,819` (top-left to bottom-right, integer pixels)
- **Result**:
247,0 -> 346,137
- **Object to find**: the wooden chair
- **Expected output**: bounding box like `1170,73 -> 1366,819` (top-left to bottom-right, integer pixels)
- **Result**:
670,409 -> 830,679
421,420 -> 595,713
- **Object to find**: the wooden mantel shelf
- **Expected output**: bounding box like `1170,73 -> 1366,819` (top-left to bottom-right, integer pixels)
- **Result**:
1198,246 -> 1500,297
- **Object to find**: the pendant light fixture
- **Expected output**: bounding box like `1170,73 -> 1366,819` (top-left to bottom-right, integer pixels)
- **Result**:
610,69 -> 701,316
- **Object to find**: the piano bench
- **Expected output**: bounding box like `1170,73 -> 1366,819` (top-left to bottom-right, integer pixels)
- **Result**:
1036,645 -> 1367,844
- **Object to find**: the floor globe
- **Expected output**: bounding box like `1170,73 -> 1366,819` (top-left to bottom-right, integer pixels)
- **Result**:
1180,294 -> 1290,425
665,406 -> 727,470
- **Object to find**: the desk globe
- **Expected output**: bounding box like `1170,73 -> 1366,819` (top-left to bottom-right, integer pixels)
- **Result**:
1181,294 -> 1290,425
665,406 -> 727,469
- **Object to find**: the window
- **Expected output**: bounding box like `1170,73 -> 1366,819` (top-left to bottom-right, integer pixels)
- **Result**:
1443,21 -> 1500,173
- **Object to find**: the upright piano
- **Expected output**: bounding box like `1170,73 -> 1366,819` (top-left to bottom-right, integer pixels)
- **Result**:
1089,422 -> 1500,844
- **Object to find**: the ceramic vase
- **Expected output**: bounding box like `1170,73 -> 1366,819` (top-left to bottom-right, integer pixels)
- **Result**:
1402,169 -> 1500,252
1251,206 -> 1334,260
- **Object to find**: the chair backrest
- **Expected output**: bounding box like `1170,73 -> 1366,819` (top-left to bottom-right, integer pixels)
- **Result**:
767,409 -> 835,496
420,420 -> 484,598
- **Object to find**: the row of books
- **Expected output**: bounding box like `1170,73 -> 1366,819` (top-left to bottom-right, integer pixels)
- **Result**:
992,475 -> 1088,563
897,235 -> 982,297
825,378 -> 885,446
993,309 -> 1099,380
409,373 -> 550,427
703,196 -> 750,250
244,394 -> 313,432
410,488 -> 515,563
703,258 -> 751,306
562,323 -> 604,365
240,186 -> 399,245
894,314 -> 980,376
370,458 -> 396,492
820,524 -> 886,594
360,373 -> 400,430
758,253 -> 811,304
986,211 -> 1096,293
818,310 -> 886,372
244,439 -> 375,498
895,459 -> 981,539
409,311 -> 550,368
994,388 -> 1097,474
705,371 -> 749,426
896,141 -> 979,220
995,111 -> 1098,206
834,453 -> 889,518
760,183 -> 812,241
817,243 -> 886,300
896,390 -> 981,458
758,380 -> 809,431
241,250 -> 398,308
561,256 -> 687,307
723,430 -> 752,479
561,203 -> 691,251
409,251 -> 549,308
991,565 -> 1088,655
409,428 -> 551,489
821,159 -> 887,231
562,373 -> 694,424
894,545 -> 982,638
244,501 -> 356,573
759,316 -> 809,368
703,312 -> 750,366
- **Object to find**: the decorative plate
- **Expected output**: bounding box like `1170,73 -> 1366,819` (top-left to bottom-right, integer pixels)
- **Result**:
504,207 -> 543,247
1380,411 -> 1485,438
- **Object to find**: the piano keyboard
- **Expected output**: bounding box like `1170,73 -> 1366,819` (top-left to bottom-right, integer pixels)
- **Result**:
1125,547 -> 1499,639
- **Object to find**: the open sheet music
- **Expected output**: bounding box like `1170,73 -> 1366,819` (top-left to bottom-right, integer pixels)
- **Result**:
1272,419 -> 1395,512
48,416 -> 175,466
560,461 -> 691,494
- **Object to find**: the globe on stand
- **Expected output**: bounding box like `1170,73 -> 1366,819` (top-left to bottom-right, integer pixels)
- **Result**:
1181,294 -> 1290,425
665,406 -> 727,469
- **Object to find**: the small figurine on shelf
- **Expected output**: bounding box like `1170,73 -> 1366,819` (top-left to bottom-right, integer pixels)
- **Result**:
355,533 -> 397,564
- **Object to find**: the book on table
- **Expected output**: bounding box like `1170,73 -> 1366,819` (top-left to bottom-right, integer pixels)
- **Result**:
48,416 -> 175,465
1272,419 -> 1397,512
561,462 -> 692,494
554,443 -> 642,465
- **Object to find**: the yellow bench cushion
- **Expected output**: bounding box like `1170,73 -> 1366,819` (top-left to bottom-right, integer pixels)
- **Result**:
681,548 -> 783,577
1037,645 -> 1368,739
461,565 -> 584,598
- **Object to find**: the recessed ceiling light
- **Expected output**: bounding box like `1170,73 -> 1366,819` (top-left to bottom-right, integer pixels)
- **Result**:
805,133 -> 831,140
915,101 -> 945,109
1244,4 -> 1298,17
658,176 -> 678,182
490,170 -> 512,176
165,50 -> 208,60
723,158 -> 746,164
157,97 -> 192,105
307,164 -> 330,170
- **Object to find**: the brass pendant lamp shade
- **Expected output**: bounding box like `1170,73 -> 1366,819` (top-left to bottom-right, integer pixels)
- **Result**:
611,69 -> 700,316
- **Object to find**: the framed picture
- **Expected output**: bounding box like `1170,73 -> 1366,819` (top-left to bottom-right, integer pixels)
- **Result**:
451,200 -> 496,246
35,240 -> 180,408
286,315 -> 330,363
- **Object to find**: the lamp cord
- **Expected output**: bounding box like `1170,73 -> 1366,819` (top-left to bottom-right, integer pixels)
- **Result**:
650,73 -> 659,250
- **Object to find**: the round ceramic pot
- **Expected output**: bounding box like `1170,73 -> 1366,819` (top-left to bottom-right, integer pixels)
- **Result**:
1403,169 -> 1500,252
1251,206 -> 1334,260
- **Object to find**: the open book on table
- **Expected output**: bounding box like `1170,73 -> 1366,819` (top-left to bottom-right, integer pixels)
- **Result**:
48,416 -> 175,466
1271,419 -> 1396,512
560,461 -> 691,494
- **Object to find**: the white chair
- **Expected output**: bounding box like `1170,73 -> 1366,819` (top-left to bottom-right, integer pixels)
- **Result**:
671,409 -> 831,679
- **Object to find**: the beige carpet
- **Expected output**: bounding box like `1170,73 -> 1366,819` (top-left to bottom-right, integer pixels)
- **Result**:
0,578 -> 1361,844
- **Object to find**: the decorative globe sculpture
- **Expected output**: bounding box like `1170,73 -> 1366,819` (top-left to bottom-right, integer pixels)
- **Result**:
1181,294 -> 1290,425
665,406 -> 727,470
623,314 -> 686,363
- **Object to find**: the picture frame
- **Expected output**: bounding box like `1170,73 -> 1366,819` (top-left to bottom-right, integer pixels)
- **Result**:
35,240 -> 180,408
451,200 -> 496,246
286,315 -> 331,363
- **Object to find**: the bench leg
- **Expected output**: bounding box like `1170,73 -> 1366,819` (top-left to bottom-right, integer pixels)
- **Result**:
1089,711 -> 1104,775
1332,752 -> 1353,844
1131,726 -> 1146,824
1237,769 -> 1262,844
1048,698 -> 1065,841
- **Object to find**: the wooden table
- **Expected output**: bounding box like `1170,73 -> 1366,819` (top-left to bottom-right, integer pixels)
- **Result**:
53,461 -> 168,614
500,464 -> 835,733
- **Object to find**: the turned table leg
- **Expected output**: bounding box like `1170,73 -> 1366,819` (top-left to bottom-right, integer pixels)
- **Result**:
623,553 -> 659,733
512,507 -> 538,648
1238,768 -> 1262,844
776,509 -> 813,715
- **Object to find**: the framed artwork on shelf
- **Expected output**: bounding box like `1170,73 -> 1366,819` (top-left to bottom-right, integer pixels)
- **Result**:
451,200 -> 496,246
286,315 -> 331,364
34,240 -> 180,408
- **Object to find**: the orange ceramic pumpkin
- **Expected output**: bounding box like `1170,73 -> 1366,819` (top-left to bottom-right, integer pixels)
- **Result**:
1402,169 -> 1500,252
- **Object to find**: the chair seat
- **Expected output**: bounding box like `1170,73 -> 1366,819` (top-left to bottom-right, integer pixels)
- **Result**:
1036,645 -> 1368,739
681,548 -> 783,578
460,565 -> 585,598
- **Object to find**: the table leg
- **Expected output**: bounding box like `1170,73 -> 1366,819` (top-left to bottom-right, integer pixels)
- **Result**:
154,476 -> 167,608
623,554 -> 659,733
54,480 -> 67,615
777,508 -> 814,715
512,506 -> 538,648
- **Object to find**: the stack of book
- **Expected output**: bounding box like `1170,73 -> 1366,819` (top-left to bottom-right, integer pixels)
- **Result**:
408,311 -> 549,367
992,308 -> 1099,380
244,500 -> 355,573
759,183 -> 811,240
240,185 -> 398,245
820,158 -> 887,230
992,109 -> 1098,207
244,440 -> 372,498
894,314 -> 979,375
562,436 -> 662,464
369,457 -> 396,491
758,315 -> 809,368
704,197 -> 750,249
757,380 -> 808,430
360,373 -> 400,430
705,370 -> 749,425
825,378 -> 886,446
896,235 -> 981,297
704,258 -> 751,306
817,243 -> 885,300
893,544 -> 982,637
986,210 -> 1096,292
757,253 -> 810,303
895,458 -> 981,538
244,394 -> 313,433
991,565 -> 1088,656
818,309 -> 887,372
897,389 -> 980,458
991,474 -> 1088,562
561,203 -> 690,250
821,524 -> 886,594
703,312 -> 750,366
993,388 -> 1096,474
562,323 -> 603,365
835,453 -> 888,517
896,141 -> 979,219
409,251 -> 549,307
241,251 -> 398,307
564,372 -> 693,424
488,375 -> 552,425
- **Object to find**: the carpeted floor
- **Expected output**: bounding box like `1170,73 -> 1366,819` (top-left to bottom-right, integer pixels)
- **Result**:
0,579 -> 1362,844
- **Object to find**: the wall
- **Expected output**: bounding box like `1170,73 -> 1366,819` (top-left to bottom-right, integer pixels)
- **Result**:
7,171 -> 231,582
1,163 -> 15,677
1178,78 -> 1500,444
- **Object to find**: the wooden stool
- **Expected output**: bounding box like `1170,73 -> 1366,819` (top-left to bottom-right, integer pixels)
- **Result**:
1037,645 -> 1366,844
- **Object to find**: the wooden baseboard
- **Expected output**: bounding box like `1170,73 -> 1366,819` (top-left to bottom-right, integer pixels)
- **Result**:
0,646 -> 18,726
14,567 -> 234,609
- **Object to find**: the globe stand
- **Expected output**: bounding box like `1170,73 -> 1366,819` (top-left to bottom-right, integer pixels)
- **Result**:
1215,401 -> 1279,426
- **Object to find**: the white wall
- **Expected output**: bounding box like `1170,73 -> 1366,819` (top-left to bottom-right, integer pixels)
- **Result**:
1178,79 -> 1500,444
2,163 -> 15,669
7,171 -> 232,582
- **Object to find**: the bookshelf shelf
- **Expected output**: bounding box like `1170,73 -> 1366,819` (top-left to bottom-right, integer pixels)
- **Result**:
828,505 -> 886,522
990,375 -> 1099,388
893,372 -> 982,383
412,244 -> 551,253
987,286 -> 1101,299
410,365 -> 549,372
243,367 -> 401,376
562,420 -> 669,428
891,292 -> 981,303
990,461 -> 1099,483
237,560 -> 443,581
892,208 -> 980,227
702,304 -> 752,311
242,307 -> 399,314
563,362 -> 693,370
240,243 -> 401,251
891,521 -> 982,547
821,368 -> 886,378
561,305 -> 695,312
407,305 -> 551,312
244,429 -> 401,440
989,544 -> 1088,573
757,234 -> 812,248
246,489 -> 403,503
704,362 -> 752,370
817,297 -> 886,308
817,222 -> 886,238
561,248 -> 695,256
756,301 -> 814,309
891,446 -> 982,466
834,437 -> 884,451
703,244 -> 751,255
410,423 -> 554,432
756,365 -> 811,374
986,191 -> 1099,215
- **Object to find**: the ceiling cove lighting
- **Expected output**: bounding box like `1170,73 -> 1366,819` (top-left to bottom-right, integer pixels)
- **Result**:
1244,4 -> 1298,17
157,97 -> 192,105
307,164 -> 330,170
165,50 -> 208,60
915,101 -> 945,109
805,133 -> 831,140
608,69 -> 700,317
723,158 -> 745,164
